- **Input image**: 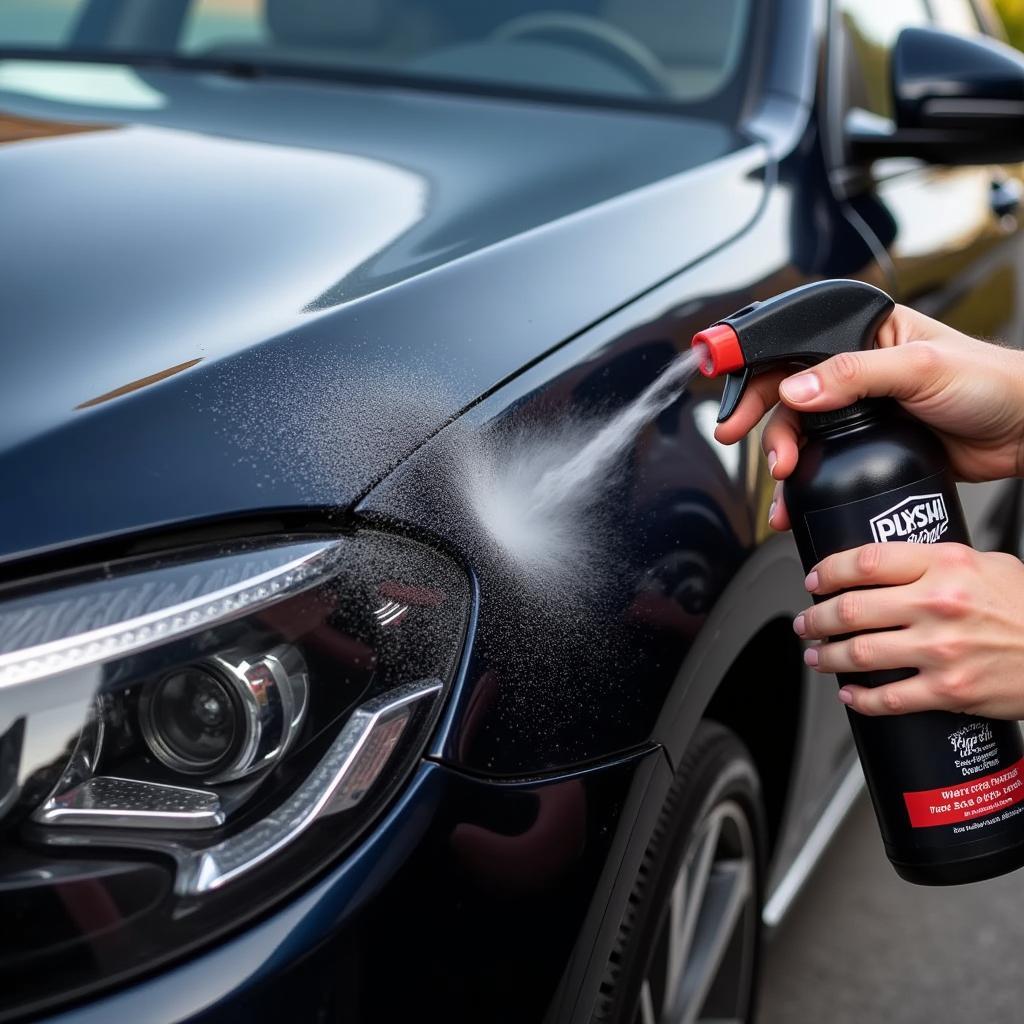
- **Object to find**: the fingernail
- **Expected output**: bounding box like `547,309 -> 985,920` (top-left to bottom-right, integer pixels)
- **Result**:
768,500 -> 777,525
804,570 -> 819,592
793,614 -> 806,636
837,688 -> 854,705
767,449 -> 778,476
803,647 -> 819,667
780,372 -> 822,403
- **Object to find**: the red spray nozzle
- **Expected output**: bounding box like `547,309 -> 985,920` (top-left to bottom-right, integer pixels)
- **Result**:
691,323 -> 743,377
689,280 -> 895,422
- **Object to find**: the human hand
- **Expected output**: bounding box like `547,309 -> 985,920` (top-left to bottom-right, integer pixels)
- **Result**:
793,541 -> 1024,719
713,303 -> 1024,530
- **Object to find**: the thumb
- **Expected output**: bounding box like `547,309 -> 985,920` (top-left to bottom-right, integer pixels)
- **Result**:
778,344 -> 942,412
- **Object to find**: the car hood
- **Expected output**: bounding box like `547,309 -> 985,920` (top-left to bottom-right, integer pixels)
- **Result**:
0,60 -> 766,566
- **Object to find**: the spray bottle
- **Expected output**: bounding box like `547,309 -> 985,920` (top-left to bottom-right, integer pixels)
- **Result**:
692,278 -> 1024,885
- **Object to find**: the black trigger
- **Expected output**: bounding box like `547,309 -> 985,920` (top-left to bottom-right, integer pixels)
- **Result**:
716,369 -> 751,423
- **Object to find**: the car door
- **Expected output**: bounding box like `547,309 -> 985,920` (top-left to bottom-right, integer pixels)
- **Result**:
829,0 -> 1024,549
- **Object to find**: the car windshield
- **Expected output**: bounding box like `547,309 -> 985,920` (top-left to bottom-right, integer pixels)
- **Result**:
0,0 -> 752,107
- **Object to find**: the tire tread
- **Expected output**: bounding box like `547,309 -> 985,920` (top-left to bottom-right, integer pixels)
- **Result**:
590,721 -> 764,1024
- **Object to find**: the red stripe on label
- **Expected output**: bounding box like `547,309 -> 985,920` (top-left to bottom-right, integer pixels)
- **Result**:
903,756 -> 1024,828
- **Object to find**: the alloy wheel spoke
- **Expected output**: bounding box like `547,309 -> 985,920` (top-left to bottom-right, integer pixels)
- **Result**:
638,981 -> 658,1024
663,810 -> 722,1015
676,856 -> 753,1024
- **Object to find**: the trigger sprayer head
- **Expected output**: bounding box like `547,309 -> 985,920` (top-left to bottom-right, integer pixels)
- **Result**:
690,279 -> 895,423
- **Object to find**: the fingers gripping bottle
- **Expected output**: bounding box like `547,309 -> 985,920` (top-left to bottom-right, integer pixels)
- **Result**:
693,279 -> 1024,884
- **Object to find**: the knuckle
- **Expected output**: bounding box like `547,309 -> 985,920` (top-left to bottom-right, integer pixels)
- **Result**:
881,688 -> 905,714
837,592 -> 862,628
931,636 -> 967,663
905,342 -> 940,377
939,544 -> 974,571
850,634 -> 875,669
856,544 -> 883,578
927,587 -> 971,619
937,671 -> 972,707
831,351 -> 861,385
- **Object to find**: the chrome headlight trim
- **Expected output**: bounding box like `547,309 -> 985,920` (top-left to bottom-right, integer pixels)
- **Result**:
179,677 -> 442,895
35,777 -> 225,830
0,542 -> 338,690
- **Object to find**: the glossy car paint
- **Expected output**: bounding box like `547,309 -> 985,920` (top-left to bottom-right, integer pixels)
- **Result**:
0,67 -> 760,564
3,0 -> 1023,1021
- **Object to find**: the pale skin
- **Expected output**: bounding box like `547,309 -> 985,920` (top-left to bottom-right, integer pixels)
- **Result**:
713,303 -> 1024,720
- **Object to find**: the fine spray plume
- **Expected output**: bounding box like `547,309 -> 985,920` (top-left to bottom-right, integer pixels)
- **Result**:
463,346 -> 707,582
693,278 -> 1024,886
406,343 -> 710,747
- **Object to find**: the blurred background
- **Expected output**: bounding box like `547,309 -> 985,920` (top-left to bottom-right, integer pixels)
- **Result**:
995,0 -> 1024,47
760,789 -> 1024,1023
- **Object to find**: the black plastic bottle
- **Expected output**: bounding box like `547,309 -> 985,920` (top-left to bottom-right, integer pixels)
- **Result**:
693,279 -> 1024,885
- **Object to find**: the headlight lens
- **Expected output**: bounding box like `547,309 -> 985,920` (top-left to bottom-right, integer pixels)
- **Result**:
141,663 -> 252,776
0,530 -> 469,1020
137,645 -> 309,782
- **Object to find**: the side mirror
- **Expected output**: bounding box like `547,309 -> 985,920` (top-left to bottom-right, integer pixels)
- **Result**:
847,26 -> 1024,165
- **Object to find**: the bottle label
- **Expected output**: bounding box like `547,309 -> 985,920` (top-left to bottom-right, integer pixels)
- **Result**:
903,752 -> 1024,829
868,491 -> 949,544
799,470 -> 1024,857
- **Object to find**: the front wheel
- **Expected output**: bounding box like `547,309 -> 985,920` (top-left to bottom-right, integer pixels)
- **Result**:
593,721 -> 766,1024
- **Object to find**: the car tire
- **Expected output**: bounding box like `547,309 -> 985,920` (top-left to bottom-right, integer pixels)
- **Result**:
592,720 -> 767,1024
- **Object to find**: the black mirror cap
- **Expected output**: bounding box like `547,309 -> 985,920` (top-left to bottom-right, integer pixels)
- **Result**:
894,26 -> 1024,129
849,27 -> 1024,165
897,27 -> 1024,161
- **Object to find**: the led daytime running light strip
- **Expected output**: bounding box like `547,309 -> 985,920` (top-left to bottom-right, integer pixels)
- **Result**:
0,544 -> 339,689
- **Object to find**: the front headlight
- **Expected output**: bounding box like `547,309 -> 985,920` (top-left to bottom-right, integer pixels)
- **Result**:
0,530 -> 469,1019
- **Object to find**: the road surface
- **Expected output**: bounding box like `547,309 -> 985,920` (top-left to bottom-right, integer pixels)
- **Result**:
759,792 -> 1024,1023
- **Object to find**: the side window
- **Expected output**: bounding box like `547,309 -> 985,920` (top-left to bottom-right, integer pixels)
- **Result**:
839,0 -> 931,118
181,0 -> 266,53
0,0 -> 83,45
929,0 -> 982,34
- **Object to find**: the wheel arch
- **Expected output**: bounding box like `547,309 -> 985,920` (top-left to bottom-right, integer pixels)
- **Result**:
704,617 -> 804,855
651,533 -> 814,860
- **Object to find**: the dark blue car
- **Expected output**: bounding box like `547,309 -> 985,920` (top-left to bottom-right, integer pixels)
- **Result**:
1,1 -> 1023,1021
